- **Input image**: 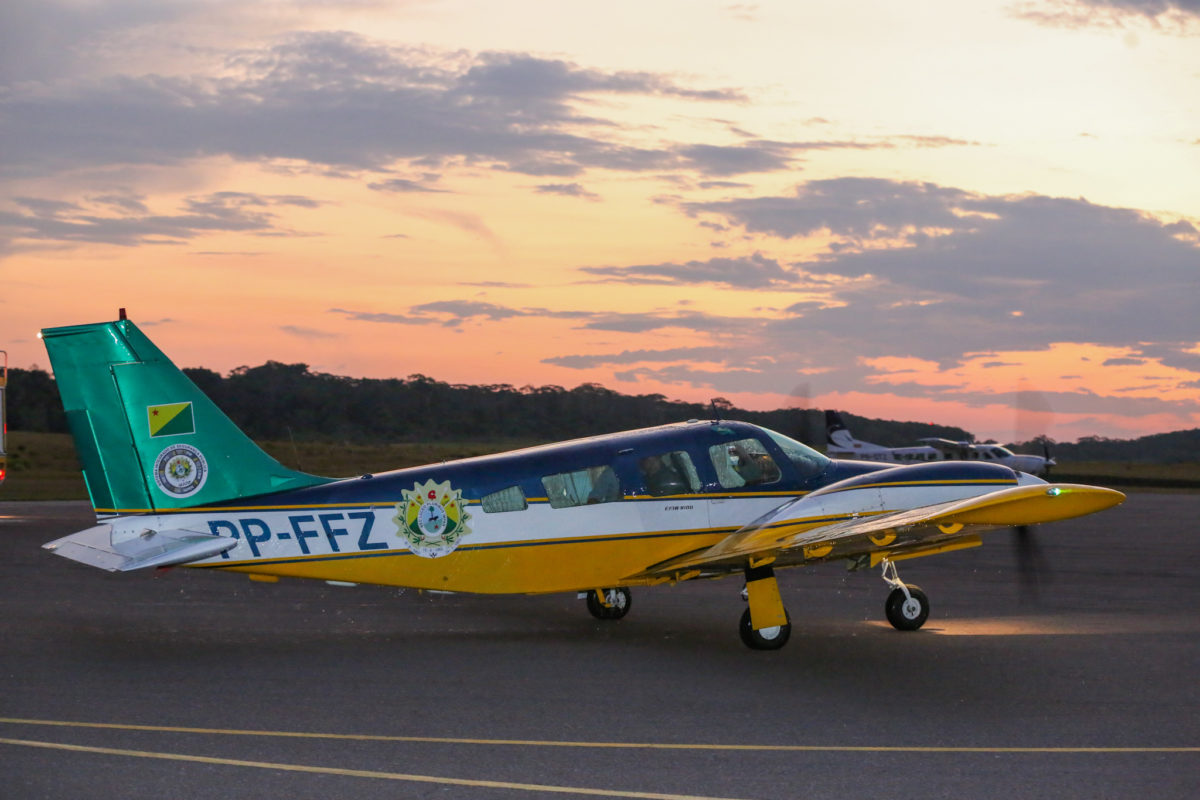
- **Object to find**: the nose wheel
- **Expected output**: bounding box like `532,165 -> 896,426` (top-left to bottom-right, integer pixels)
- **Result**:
880,558 -> 930,631
586,587 -> 632,620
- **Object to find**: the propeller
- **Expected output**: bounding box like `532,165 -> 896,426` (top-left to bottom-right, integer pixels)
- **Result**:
1012,524 -> 1051,601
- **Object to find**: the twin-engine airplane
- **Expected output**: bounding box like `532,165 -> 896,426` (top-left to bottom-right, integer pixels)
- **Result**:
826,410 -> 1056,477
40,317 -> 1123,649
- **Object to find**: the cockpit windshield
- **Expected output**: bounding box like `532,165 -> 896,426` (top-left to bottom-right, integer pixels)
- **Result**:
760,427 -> 830,479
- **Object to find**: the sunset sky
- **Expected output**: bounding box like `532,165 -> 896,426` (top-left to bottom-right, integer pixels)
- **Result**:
2,0 -> 1198,444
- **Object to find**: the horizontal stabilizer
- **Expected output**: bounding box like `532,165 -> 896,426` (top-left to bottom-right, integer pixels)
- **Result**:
43,524 -> 236,572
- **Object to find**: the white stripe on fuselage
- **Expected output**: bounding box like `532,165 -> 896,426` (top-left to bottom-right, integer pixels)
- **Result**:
99,477 -> 1028,568
102,495 -> 788,567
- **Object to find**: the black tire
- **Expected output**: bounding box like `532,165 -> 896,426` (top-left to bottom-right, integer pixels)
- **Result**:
586,587 -> 632,620
885,584 -> 929,631
738,607 -> 792,650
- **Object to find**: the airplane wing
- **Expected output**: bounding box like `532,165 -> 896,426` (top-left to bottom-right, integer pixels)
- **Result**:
627,483 -> 1124,580
44,524 -> 237,572
918,437 -> 971,455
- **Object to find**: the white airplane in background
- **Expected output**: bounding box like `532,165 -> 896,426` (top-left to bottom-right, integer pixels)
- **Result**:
825,410 -> 1055,476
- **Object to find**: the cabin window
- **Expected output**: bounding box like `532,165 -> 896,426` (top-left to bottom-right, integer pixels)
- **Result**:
638,451 -> 701,496
708,438 -> 781,488
542,465 -> 621,508
481,485 -> 527,513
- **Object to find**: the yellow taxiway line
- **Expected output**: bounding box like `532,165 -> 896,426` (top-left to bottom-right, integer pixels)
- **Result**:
2,717 -> 1197,754
0,736 -> 745,800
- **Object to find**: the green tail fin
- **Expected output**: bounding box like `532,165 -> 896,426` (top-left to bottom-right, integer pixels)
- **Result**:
41,318 -> 331,514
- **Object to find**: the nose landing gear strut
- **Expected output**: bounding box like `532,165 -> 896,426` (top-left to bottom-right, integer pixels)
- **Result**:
879,557 -> 929,631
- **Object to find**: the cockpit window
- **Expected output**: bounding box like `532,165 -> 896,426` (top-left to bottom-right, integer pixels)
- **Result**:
542,465 -> 620,508
709,438 -> 781,488
760,427 -> 830,479
639,451 -> 701,496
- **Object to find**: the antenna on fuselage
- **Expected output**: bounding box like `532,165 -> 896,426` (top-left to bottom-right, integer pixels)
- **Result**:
710,398 -> 722,422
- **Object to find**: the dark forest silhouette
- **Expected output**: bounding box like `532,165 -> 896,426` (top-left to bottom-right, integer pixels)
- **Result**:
6,364 -> 1196,462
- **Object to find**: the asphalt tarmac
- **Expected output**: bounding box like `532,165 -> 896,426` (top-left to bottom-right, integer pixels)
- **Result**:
1,494 -> 1198,799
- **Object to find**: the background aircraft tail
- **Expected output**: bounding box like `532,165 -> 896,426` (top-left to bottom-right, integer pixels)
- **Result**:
824,410 -> 858,449
42,316 -> 330,515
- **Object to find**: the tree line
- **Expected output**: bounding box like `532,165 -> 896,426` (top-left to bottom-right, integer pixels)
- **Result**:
5,363 -> 1196,462
4,363 -> 968,447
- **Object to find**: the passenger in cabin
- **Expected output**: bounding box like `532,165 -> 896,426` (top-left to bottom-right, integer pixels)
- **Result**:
586,465 -> 621,503
731,443 -> 765,485
639,455 -> 686,496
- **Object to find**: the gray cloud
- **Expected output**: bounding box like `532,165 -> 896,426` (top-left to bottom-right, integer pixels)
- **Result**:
367,178 -> 449,194
675,143 -> 794,176
681,178 -> 979,241
328,308 -> 425,325
411,300 -> 526,324
1,191 -> 316,247
534,183 -> 601,200
1013,0 -> 1200,29
329,302 -> 754,336
698,180 -> 752,190
0,0 -> 186,84
1,32 -> 750,181
1,25 -> 981,187
580,253 -> 801,289
458,280 -> 535,289
458,280 -> 534,289
543,178 -> 1199,425
1128,342 -> 1200,372
331,301 -> 530,330
1087,0 -> 1200,14
675,179 -> 1198,360
281,325 -> 339,340
543,346 -> 731,369
578,310 -> 758,334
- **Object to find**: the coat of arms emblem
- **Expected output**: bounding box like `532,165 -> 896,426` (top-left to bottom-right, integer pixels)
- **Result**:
393,479 -> 471,558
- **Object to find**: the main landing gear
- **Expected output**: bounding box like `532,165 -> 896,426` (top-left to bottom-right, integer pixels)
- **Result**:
739,564 -> 792,650
879,557 -> 930,631
582,560 -> 928,648
585,587 -> 632,620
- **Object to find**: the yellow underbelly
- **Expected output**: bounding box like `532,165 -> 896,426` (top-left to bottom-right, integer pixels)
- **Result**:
211,530 -> 729,594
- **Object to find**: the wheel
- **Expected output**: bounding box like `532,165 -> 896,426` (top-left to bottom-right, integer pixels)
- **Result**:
738,607 -> 791,650
885,584 -> 929,631
586,587 -> 632,620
